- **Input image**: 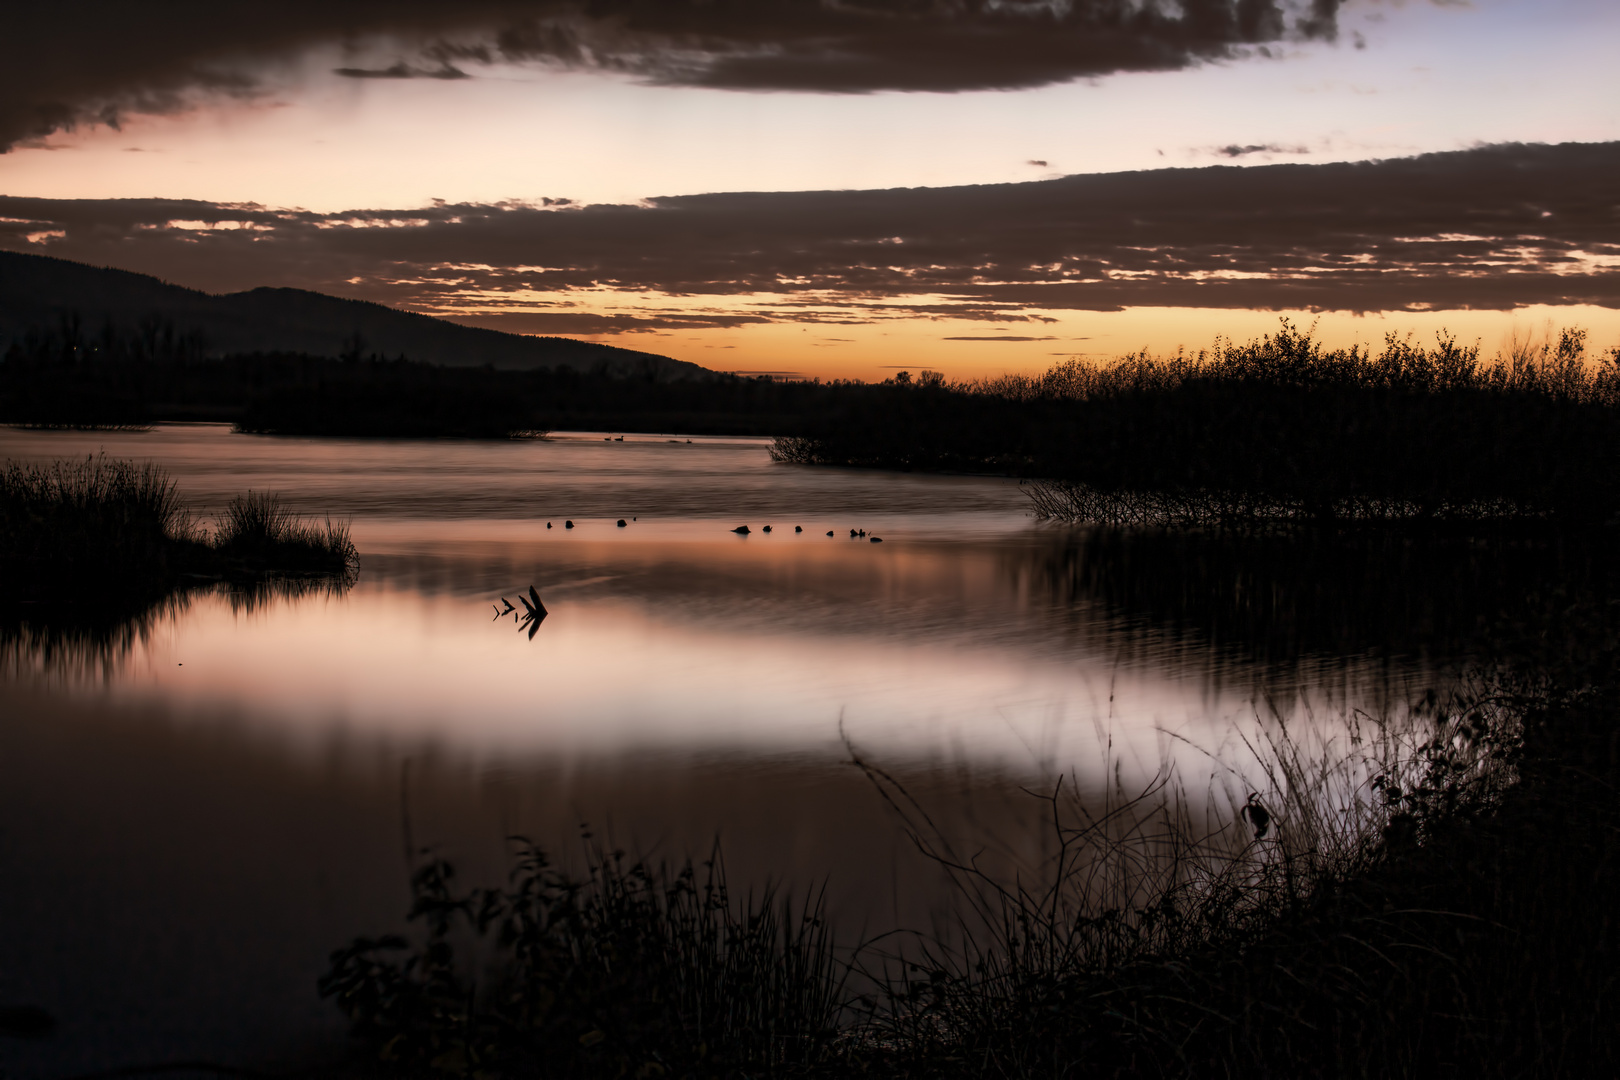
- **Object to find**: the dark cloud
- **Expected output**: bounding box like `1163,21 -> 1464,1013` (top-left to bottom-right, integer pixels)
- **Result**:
332,62 -> 470,80
445,310 -> 777,334
2,142 -> 1615,329
1,0 -> 1346,151
1214,142 -> 1310,157
943,335 -> 1060,341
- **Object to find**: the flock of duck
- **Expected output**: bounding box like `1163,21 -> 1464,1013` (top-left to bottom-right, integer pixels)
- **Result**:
731,524 -> 882,542
496,517 -> 885,637
535,518 -> 883,541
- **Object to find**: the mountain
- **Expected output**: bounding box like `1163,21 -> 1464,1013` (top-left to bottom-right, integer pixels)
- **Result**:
0,251 -> 708,378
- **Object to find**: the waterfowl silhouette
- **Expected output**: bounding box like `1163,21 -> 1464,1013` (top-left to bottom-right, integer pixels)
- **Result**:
546,522 -> 552,529
617,519 -> 627,527
826,531 -> 834,537
762,525 -> 773,533
795,526 -> 803,533
565,520 -> 574,529
870,536 -> 883,543
732,525 -> 751,534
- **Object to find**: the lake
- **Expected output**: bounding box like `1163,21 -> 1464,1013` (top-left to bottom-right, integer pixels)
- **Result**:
1,424 -> 1469,1076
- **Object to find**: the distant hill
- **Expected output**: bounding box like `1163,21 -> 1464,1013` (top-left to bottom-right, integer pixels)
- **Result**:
0,250 -> 709,378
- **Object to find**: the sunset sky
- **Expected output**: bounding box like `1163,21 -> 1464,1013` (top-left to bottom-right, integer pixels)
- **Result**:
2,0 -> 1617,380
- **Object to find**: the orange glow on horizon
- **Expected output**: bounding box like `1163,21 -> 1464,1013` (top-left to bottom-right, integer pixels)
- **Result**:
540,304 -> 1620,383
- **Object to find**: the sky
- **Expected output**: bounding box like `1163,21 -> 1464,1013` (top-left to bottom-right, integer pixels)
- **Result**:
2,0 -> 1617,380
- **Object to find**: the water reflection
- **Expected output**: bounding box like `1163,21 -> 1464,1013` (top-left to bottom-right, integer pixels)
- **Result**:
1015,525 -> 1611,671
3,534 -> 1436,776
2,424 -> 1579,1077
2,577 -> 355,682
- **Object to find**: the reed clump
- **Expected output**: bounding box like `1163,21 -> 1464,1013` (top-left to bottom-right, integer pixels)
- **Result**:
775,322 -> 1620,527
321,666 -> 1571,1078
320,838 -> 843,1078
0,455 -> 197,604
835,679 -> 1547,1078
0,455 -> 356,609
212,491 -> 358,574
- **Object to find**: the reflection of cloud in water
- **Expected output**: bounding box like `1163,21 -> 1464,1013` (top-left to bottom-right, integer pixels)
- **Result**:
6,537 -> 1438,812
1,575 -> 351,684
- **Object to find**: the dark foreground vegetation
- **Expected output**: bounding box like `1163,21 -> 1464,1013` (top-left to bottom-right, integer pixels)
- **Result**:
0,455 -> 356,616
320,530 -> 1617,1078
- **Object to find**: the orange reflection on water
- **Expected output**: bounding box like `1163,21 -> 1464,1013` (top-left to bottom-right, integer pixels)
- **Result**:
57,536 -> 1396,798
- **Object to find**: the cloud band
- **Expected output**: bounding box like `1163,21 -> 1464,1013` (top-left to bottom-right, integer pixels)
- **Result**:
3,142 -> 1614,333
2,0 -> 1345,151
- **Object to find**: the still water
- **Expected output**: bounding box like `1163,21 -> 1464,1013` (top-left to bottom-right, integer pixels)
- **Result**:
1,424 -> 1449,1075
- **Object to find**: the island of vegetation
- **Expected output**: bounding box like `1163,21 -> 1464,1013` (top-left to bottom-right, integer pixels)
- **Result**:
0,454 -> 356,636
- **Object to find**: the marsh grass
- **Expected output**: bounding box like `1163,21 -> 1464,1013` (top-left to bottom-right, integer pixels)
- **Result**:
0,458 -> 356,677
323,675 -> 1537,1078
320,836 -> 845,1078
0,455 -> 198,604
1,454 -> 356,645
776,322 -> 1620,526
833,679 -> 1523,1077
212,491 -> 358,575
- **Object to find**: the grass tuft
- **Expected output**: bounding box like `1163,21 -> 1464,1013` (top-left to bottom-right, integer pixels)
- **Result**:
212,491 -> 358,574
0,454 -> 195,601
321,836 -> 845,1077
1,456 -> 357,617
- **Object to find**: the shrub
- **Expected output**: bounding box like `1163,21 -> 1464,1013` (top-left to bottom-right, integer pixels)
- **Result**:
321,838 -> 844,1077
